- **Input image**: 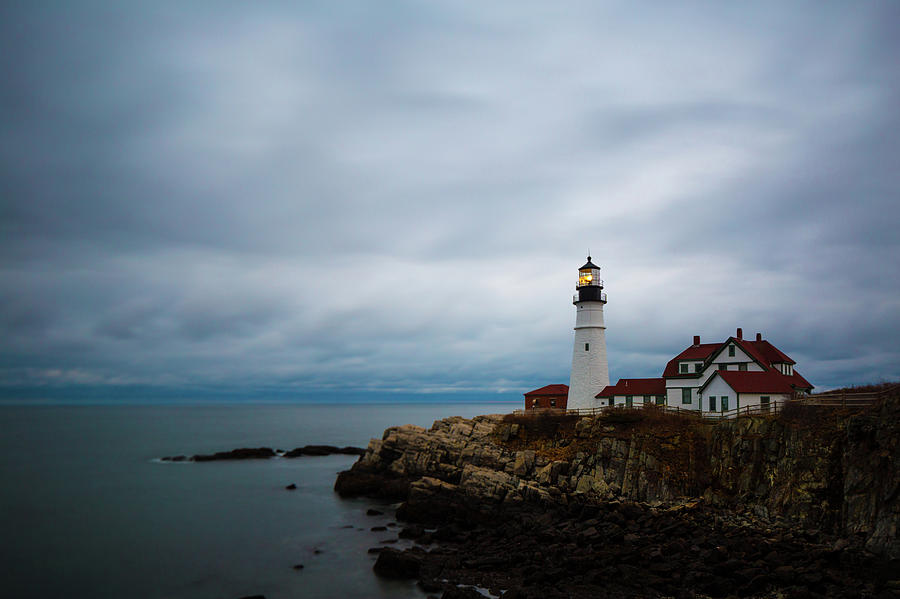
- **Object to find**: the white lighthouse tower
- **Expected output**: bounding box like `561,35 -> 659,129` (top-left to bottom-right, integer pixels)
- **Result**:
567,257 -> 609,410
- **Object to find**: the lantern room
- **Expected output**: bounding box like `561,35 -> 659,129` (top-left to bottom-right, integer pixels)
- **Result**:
577,257 -> 602,288
575,257 -> 606,304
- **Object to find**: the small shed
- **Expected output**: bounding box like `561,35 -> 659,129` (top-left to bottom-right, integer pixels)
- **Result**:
524,384 -> 569,410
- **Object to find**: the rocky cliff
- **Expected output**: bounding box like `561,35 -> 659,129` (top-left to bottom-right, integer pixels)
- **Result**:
335,398 -> 898,598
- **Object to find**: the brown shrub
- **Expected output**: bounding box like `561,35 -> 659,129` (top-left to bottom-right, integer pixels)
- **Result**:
502,410 -> 579,438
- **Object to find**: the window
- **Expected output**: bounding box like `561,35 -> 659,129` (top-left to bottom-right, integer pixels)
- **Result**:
681,388 -> 691,404
608,397 -> 614,407
709,396 -> 717,412
721,396 -> 729,411
694,363 -> 703,373
585,343 -> 590,351
656,395 -> 665,405
728,345 -> 735,357
680,363 -> 689,374
643,395 -> 650,403
719,364 -> 727,371
739,363 -> 747,371
550,399 -> 556,407
625,395 -> 633,407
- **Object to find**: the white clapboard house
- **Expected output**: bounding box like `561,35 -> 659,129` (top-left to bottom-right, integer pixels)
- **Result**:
596,328 -> 813,415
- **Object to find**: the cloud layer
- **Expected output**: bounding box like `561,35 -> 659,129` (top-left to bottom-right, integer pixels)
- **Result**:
2,2 -> 898,399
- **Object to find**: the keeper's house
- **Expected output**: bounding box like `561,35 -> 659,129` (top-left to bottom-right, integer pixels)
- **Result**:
596,328 -> 813,415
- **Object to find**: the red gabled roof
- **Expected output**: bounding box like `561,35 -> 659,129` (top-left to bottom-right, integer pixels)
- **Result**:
747,339 -> 796,365
787,370 -> 813,390
596,378 -> 666,397
704,370 -> 797,394
664,335 -> 801,379
524,384 -> 569,397
731,338 -> 776,370
662,343 -> 720,377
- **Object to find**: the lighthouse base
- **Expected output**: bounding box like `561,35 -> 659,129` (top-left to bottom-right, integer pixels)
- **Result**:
567,325 -> 609,411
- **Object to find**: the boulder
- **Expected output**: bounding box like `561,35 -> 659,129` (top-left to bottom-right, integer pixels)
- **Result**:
372,548 -> 423,579
512,450 -> 535,476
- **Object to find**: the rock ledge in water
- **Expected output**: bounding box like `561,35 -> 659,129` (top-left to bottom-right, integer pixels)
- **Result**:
161,445 -> 365,462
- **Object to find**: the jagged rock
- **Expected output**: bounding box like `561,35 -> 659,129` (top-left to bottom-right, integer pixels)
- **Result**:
459,465 -> 511,502
372,547 -> 423,579
399,524 -> 425,539
441,586 -> 488,599
512,450 -> 535,476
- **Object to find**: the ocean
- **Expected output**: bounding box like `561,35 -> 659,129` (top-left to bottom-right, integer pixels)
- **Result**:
0,402 -> 517,599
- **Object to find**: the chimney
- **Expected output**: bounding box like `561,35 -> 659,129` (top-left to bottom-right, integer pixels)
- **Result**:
756,332 -> 762,342
736,327 -> 743,340
693,335 -> 700,346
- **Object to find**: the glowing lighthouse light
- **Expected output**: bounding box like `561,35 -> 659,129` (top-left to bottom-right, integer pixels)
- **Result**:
578,265 -> 601,288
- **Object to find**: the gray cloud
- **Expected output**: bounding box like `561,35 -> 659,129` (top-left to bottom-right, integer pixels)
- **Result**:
1,2 -> 898,399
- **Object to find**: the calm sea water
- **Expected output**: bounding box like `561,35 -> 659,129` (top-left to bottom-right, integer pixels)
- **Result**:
0,402 -> 516,599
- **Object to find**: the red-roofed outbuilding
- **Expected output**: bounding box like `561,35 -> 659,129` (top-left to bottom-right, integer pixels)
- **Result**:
523,384 -> 568,410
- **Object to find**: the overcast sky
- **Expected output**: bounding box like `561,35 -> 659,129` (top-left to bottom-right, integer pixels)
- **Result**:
1,2 -> 898,401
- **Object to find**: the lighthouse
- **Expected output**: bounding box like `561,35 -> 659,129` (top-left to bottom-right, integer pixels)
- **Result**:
567,257 -> 609,410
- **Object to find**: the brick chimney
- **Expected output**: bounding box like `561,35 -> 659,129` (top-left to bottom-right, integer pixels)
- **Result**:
756,332 -> 762,342
693,335 -> 700,346
736,327 -> 743,340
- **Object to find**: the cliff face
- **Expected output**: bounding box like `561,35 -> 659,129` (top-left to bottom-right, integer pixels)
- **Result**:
336,397 -> 898,558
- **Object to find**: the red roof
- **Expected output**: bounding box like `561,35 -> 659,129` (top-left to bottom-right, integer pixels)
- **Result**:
663,336 -> 800,378
703,370 -> 798,394
662,343 -> 720,377
787,370 -> 813,390
596,378 -> 666,397
524,384 -> 569,397
747,339 -> 796,365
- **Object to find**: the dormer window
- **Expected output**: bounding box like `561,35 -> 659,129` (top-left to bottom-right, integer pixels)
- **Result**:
680,363 -> 689,374
694,363 -> 703,373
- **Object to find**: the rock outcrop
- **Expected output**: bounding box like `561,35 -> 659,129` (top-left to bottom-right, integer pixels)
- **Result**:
336,399 -> 899,598
337,401 -> 898,558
